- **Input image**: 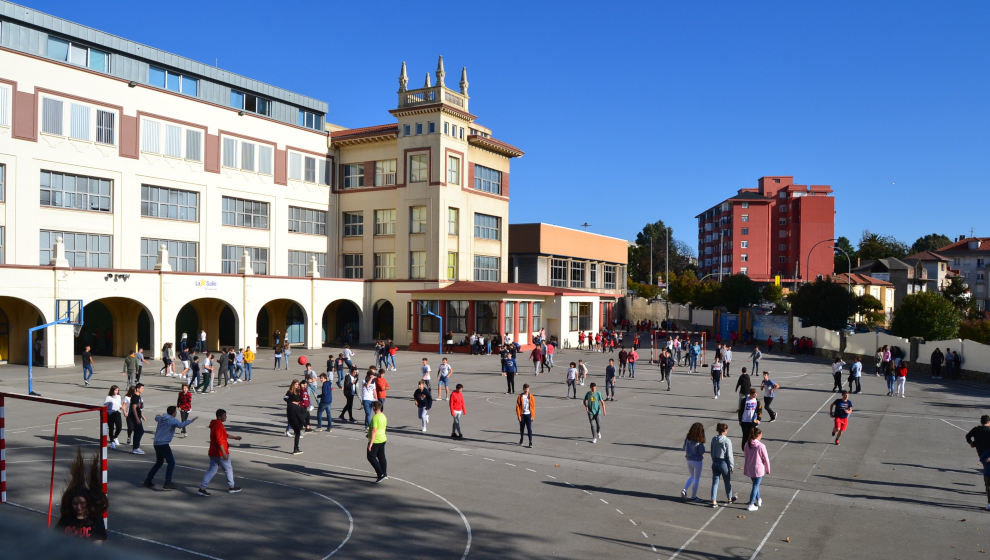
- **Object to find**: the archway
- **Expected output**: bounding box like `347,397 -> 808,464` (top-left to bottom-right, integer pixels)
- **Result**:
373,299 -> 394,340
257,299 -> 307,348
322,300 -> 361,346
80,297 -> 154,357
175,298 -> 239,352
0,297 -> 45,365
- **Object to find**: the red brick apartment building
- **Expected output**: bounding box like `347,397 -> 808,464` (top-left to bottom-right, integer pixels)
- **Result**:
696,176 -> 835,284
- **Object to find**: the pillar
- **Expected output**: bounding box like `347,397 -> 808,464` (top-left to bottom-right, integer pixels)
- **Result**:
512,302 -> 520,342
598,301 -> 604,330
438,300 -> 448,337
411,299 -> 420,345
497,301 -> 506,338
467,301 -> 476,334
526,302 -> 533,340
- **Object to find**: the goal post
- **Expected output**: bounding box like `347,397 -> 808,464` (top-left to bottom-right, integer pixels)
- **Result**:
651,330 -> 708,367
0,392 -> 108,529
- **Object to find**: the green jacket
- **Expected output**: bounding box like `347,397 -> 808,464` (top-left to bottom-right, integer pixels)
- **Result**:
584,390 -> 605,415
123,355 -> 138,373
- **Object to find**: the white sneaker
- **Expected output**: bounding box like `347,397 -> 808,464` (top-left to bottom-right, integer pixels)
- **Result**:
756,497 -> 762,507
285,429 -> 291,437
421,427 -> 427,433
113,438 -> 120,446
597,432 -> 602,440
109,441 -> 116,449
747,504 -> 759,512
132,448 -> 145,455
592,438 -> 597,443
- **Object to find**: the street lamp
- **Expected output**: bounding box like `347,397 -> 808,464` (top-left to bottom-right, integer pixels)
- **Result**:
833,245 -> 852,293
805,238 -> 838,284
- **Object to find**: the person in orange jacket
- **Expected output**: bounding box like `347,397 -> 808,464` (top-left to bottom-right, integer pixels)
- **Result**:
516,384 -> 536,448
375,369 -> 391,411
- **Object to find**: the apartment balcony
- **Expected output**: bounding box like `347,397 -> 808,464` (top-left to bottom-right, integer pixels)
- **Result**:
399,85 -> 469,112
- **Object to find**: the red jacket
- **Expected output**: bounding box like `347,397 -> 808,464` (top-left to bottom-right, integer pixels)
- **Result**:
176,391 -> 192,412
449,391 -> 465,415
208,419 -> 229,458
375,375 -> 390,400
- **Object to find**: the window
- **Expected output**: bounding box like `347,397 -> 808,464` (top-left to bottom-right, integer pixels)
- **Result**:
551,258 -> 567,287
779,205 -> 789,212
374,159 -> 396,186
428,122 -> 436,134
374,209 -> 396,236
444,122 -> 450,135
410,251 -> 426,279
447,301 -> 468,333
740,267 -> 748,275
474,255 -> 500,282
42,97 -> 116,144
741,227 -> 749,235
0,84 -> 10,127
403,124 -> 410,136
343,212 -> 364,237
448,207 -> 460,235
474,213 -> 501,240
448,155 -> 461,185
0,227 -> 4,264
741,214 -> 749,222
141,238 -> 197,272
148,66 -> 198,96
241,142 -> 255,171
222,196 -> 269,229
0,164 -> 4,202
740,241 -> 748,248
288,206 -> 327,235
504,302 -> 514,334
343,254 -> 364,279
342,164 -> 364,188
298,109 -> 324,131
604,264 -> 617,290
590,263 -> 598,289
288,250 -> 327,276
222,245 -> 268,275
40,171 -> 111,212
459,127 -> 464,139
779,256 -> 787,263
419,300 -> 440,333
474,165 -> 502,194
778,218 -> 787,226
92,109 -> 114,145
415,123 -> 423,135
570,261 -> 585,288
741,254 -> 749,262
141,184 -> 199,221
409,154 -> 429,182
220,137 -> 272,173
40,230 -> 111,268
48,37 -> 109,72
287,152 -> 331,185
410,206 -> 428,233
447,252 -> 458,280
230,90 -> 271,116
518,303 -> 528,334
569,302 -> 592,331
779,230 -> 788,238
222,137 -> 236,167
532,302 -> 543,332
374,252 -> 396,279
475,301 -> 497,333
69,104 -> 89,140
741,202 -> 749,208
778,243 -> 787,251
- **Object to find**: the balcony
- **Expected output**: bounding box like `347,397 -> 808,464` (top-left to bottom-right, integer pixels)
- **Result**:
399,85 -> 469,112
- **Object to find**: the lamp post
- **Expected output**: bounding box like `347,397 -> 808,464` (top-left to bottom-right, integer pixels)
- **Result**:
833,245 -> 852,293
805,238 -> 838,284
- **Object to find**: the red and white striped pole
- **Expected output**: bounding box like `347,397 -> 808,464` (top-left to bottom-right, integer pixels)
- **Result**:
100,407 -> 108,528
1,394 -> 6,504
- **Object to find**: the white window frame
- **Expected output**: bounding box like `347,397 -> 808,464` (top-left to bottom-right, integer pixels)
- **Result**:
40,95 -> 118,146
287,151 -> 331,185
448,207 -> 459,236
141,117 -> 202,161
343,164 -> 364,188
409,251 -> 427,279
374,252 -> 396,279
740,241 -> 748,248
0,84 -> 11,127
410,206 -> 427,234
375,159 -> 397,186
447,155 -> 460,185
374,209 -> 396,236
220,136 -> 273,175
409,153 -> 429,183
343,212 -> 364,237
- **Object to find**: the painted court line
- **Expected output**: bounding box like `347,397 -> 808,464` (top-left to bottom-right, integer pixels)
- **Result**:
772,394 -> 834,460
940,418 -> 966,432
641,530 -> 649,539
505,462 -> 516,467
669,507 -> 723,560
615,508 -> 624,515
582,489 -> 592,495
599,498 -> 608,504
629,518 -> 637,526
749,489 -> 800,560
545,474 -> 556,479
525,468 -> 537,473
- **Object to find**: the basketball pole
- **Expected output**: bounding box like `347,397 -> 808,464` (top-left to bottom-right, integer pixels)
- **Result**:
27,318 -> 71,397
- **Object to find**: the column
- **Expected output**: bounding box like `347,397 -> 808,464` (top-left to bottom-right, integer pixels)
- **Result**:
526,302 -> 534,340
497,301 -> 506,337
598,301 -> 604,330
411,299 -> 420,345
513,302 -> 520,342
467,301 -> 476,334
438,300 -> 448,337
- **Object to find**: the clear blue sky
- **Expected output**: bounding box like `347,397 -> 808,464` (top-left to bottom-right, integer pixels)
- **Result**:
29,0 -> 990,253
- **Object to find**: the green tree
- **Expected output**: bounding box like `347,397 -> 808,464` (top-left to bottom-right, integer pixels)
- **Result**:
790,279 -> 856,330
833,236 -> 856,274
627,279 -> 660,300
857,231 -> 909,261
668,270 -> 699,304
627,220 -> 694,283
762,284 -> 784,306
720,274 -> 761,313
693,280 -> 722,309
891,291 -> 960,340
856,294 -> 886,328
910,233 -> 952,254
959,319 -> 990,344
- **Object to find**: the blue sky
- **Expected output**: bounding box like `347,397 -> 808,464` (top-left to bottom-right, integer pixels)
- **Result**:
29,0 -> 990,253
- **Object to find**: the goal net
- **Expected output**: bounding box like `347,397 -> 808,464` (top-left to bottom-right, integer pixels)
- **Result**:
0,393 -> 108,529
650,330 -> 708,367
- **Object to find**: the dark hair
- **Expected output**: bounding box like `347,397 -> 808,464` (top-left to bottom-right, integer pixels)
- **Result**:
107,385 -> 119,396
982,415 -> 990,425
686,422 -> 706,443
716,422 -> 729,434
455,383 -> 463,390
215,408 -> 226,419
569,362 -> 577,367
166,405 -> 177,415
134,383 -> 144,390
320,373 -> 327,380
746,427 -> 763,448
589,382 -> 597,389
372,401 -> 382,412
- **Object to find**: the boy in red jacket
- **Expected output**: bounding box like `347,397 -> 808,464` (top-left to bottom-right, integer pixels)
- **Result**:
449,384 -> 466,439
197,409 -> 242,496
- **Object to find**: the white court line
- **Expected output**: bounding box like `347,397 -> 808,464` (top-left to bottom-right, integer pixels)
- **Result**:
545,474 -> 556,479
615,508 -> 623,515
803,446 -> 830,483
525,468 -> 537,473
582,489 -> 592,495
628,518 -> 637,526
749,489 -> 800,560
505,462 -> 516,467
940,418 -> 967,432
668,507 -> 723,560
599,498 -> 608,504
641,530 -> 649,539
772,394 -> 834,460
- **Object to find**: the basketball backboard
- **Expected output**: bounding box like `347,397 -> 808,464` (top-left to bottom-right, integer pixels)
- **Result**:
55,299 -> 84,336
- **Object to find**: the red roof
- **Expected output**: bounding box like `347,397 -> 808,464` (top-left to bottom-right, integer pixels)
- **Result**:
832,273 -> 894,287
904,250 -> 949,262
398,281 -> 606,297
467,135 -> 524,158
331,123 -> 398,142
936,237 -> 990,253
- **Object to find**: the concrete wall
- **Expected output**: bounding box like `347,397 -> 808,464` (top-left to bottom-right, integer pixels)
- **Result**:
616,297 -> 714,329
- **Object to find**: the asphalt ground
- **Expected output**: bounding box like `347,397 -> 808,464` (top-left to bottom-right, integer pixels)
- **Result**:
1,342 -> 988,559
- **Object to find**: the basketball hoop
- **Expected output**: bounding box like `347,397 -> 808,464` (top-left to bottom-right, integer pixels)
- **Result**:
73,324 -> 83,337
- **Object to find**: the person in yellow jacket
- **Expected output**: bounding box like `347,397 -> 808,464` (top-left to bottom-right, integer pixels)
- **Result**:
516,384 -> 536,448
243,346 -> 255,381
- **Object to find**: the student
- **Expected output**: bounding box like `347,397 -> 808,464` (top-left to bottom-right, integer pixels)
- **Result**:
197,409 -> 242,495
198,353 -> 214,394
317,373 -> 334,432
760,372 -> 779,422
188,355 -> 201,392
604,359 -> 617,401
721,346 -> 732,378
122,350 -> 138,390
437,357 -> 453,400
516,384 -> 536,448
964,415 -> 990,511
583,382 -> 606,443
81,345 -> 95,386
710,423 -> 736,508
743,427 -> 770,512
129,383 -> 146,455
627,347 -> 638,378
215,348 -> 229,387
135,347 -> 148,384
362,369 -> 379,428
750,346 -> 761,374
274,345 -> 283,370
420,358 -> 432,392
338,367 -> 358,423
530,345 -> 544,376
283,342 -> 292,370
738,388 -> 762,448
503,353 -> 517,394
681,423 -> 706,502
57,453 -> 108,542
577,359 -> 589,386
414,380 -> 433,432
848,357 -> 862,394
176,384 -> 193,437
122,387 -> 134,445
617,347 -> 628,377
831,356 -> 846,393
735,367 -> 752,407
104,385 -> 123,448
243,346 -> 255,381
449,383 -> 466,439
690,340 -> 701,373
566,362 -> 579,399
711,357 -> 723,399
285,380 -> 307,454
367,401 -> 388,483
829,390 -> 853,445
143,405 -> 197,490
894,361 -> 908,398
375,368 -> 390,410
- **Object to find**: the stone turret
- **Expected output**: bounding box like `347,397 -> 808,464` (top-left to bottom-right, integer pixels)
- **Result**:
398,61 -> 408,93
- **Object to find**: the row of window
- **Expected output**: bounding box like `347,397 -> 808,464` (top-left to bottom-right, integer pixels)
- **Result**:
342,160 -> 397,188
338,156 -> 500,195
41,97 -> 116,145
402,121 -> 467,140
342,252 -> 497,281
550,258 -> 618,290
342,209 -> 499,239
418,300 -> 543,334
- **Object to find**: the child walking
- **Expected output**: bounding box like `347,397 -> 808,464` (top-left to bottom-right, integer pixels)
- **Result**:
681,422 -> 706,502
